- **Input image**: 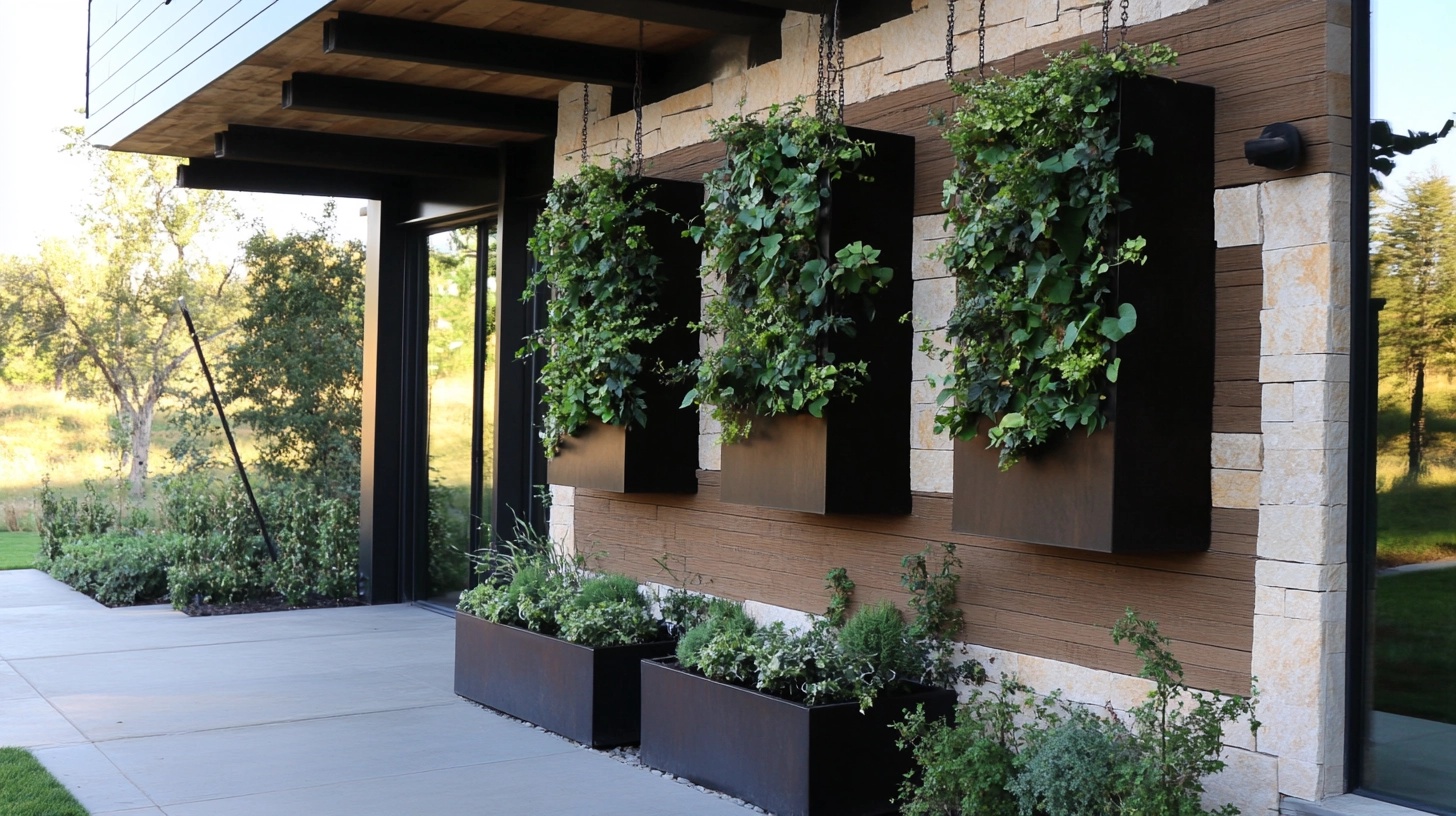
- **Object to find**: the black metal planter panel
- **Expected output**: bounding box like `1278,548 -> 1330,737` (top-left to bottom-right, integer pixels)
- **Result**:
718,127 -> 915,516
953,74 -> 1216,554
639,658 -> 956,816
546,178 -> 704,494
454,613 -> 674,747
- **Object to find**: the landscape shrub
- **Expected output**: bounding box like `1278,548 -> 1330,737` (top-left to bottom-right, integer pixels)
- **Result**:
36,477 -> 117,562
46,532 -> 182,606
895,609 -> 1259,816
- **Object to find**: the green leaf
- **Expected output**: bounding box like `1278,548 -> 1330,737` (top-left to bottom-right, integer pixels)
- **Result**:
1106,357 -> 1121,383
807,396 -> 829,417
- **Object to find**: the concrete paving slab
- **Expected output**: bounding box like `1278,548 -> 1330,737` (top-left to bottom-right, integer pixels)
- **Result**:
98,703 -> 578,806
44,666 -> 458,741
33,743 -> 156,813
0,570 -> 757,815
0,660 -> 39,701
161,750 -> 757,816
0,695 -> 88,748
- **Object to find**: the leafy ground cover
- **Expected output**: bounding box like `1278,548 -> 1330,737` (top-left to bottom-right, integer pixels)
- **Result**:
0,531 -> 40,570
0,747 -> 89,815
1372,567 -> 1456,724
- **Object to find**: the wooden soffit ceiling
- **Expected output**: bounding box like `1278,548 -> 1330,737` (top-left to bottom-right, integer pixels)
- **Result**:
110,0 -> 741,158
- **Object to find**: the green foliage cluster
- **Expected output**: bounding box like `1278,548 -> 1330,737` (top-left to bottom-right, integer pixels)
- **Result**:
45,531 -> 183,606
36,473 -> 360,610
674,545 -> 976,711
931,44 -> 1176,468
683,99 -> 894,443
227,219 -> 366,493
0,747 -> 89,816
895,609 -> 1259,816
525,159 -> 676,455
457,525 -> 689,649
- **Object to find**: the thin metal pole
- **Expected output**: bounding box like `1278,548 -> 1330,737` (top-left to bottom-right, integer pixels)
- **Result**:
177,299 -> 278,562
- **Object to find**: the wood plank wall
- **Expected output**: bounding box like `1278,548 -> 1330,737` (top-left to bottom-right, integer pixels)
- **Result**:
581,0 -> 1349,695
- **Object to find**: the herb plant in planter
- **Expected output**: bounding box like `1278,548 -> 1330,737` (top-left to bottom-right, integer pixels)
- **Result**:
683,99 -> 915,515
931,44 -> 1216,552
639,545 -> 974,816
525,157 -> 703,494
454,525 -> 707,747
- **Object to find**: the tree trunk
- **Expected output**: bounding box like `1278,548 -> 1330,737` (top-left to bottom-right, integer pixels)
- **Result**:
127,400 -> 157,499
1408,360 -> 1426,480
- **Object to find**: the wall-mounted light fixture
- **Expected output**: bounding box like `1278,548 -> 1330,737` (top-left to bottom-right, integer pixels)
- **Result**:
1244,122 -> 1304,171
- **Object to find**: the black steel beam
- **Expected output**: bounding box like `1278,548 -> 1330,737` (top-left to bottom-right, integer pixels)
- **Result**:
214,124 -> 498,178
509,0 -> 782,35
283,73 -> 557,136
178,157 -> 409,198
324,12 -> 639,88
738,0 -> 832,11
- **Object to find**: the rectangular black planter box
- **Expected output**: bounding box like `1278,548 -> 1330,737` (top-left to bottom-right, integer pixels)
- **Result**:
546,177 -> 703,494
718,127 -> 915,516
953,75 -> 1215,554
454,611 -> 674,747
639,658 -> 956,816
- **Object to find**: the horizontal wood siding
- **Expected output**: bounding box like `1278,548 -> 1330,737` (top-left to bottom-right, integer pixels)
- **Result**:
579,476 -> 1256,694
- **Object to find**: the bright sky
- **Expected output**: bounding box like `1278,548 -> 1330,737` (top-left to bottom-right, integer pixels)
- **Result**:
0,2 -> 366,260
0,2 -> 1449,258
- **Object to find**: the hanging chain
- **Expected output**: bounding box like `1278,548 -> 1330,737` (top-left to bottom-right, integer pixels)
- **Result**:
945,0 -> 955,80
977,0 -> 986,78
1100,0 -> 1111,51
816,1 -> 845,122
1120,0 -> 1130,44
633,20 -> 645,176
580,82 -> 590,163
834,0 -> 844,118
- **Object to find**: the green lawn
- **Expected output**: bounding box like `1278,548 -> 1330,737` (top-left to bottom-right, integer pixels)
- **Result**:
1372,567 -> 1456,724
0,531 -> 40,570
0,747 -> 89,815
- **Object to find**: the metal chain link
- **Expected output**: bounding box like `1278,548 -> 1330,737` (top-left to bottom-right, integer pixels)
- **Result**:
1100,0 -> 1111,52
945,0 -> 955,80
834,0 -> 844,119
1120,0 -> 1130,44
977,0 -> 986,79
633,20 -> 645,177
580,82 -> 590,163
816,1 -> 845,122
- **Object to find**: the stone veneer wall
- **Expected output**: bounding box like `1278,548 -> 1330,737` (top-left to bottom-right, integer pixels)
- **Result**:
545,1 -> 1356,812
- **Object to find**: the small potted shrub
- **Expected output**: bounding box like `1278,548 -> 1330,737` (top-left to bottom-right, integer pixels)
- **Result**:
638,546 -> 973,816
454,524 -> 707,747
683,99 -> 915,515
525,156 -> 703,493
930,44 -> 1216,551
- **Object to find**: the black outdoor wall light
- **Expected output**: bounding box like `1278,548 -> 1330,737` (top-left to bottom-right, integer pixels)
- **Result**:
1244,122 -> 1304,171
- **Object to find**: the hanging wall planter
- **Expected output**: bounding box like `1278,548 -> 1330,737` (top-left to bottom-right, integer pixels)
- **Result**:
932,45 -> 1215,552
526,159 -> 703,494
683,101 -> 914,515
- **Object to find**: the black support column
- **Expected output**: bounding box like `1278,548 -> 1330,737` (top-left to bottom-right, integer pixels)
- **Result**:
490,142 -> 554,546
360,197 -> 412,603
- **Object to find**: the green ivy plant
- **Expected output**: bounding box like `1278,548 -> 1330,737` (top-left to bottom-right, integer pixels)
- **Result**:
929,43 -> 1177,468
682,98 -> 893,444
524,157 -> 675,456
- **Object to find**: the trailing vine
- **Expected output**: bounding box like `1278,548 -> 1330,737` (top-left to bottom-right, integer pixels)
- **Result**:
929,43 -> 1177,468
682,98 -> 894,444
524,157 -> 673,456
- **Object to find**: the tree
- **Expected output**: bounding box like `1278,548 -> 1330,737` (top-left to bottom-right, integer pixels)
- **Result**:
225,215 -> 366,494
6,130 -> 242,496
1373,172 -> 1456,479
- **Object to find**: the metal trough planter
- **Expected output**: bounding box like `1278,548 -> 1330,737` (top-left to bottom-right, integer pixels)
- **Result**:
638,657 -> 956,816
454,611 -> 674,747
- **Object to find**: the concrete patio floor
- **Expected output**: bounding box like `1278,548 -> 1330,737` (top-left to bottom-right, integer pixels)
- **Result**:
0,569 -> 756,815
